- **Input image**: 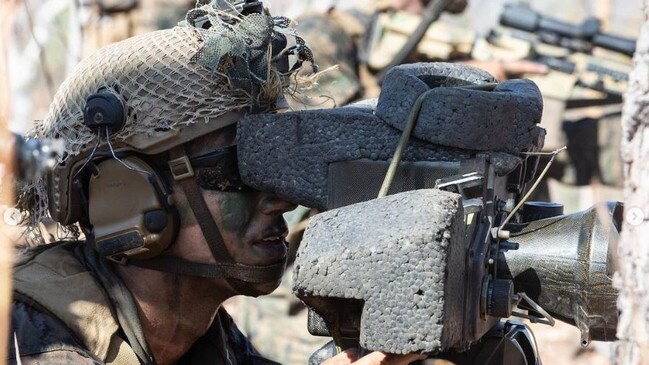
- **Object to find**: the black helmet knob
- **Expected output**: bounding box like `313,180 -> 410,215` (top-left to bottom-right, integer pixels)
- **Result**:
83,91 -> 126,134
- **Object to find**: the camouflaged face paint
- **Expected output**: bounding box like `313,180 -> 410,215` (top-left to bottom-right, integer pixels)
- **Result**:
213,191 -> 257,238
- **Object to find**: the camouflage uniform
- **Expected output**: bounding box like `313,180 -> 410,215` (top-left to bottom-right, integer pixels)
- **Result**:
81,0 -> 195,55
513,1 -> 636,208
12,2 -> 315,364
9,242 -> 278,365
286,11 -> 368,110
526,1 -> 633,190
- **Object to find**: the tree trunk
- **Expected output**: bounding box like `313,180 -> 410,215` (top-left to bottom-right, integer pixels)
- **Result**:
615,1 -> 649,364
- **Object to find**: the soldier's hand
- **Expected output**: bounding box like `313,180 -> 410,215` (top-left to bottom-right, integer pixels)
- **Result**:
463,59 -> 548,81
322,348 -> 426,365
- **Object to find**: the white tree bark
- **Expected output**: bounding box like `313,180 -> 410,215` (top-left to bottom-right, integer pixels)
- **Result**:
615,1 -> 649,364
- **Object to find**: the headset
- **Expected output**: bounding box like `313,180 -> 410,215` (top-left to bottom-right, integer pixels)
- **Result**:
88,156 -> 179,262
79,90 -> 180,263
76,91 -> 284,298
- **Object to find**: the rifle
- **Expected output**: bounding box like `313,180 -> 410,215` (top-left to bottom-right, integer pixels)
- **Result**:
473,2 -> 635,102
364,10 -> 475,72
236,62 -> 621,364
9,135 -> 60,189
372,0 -> 468,83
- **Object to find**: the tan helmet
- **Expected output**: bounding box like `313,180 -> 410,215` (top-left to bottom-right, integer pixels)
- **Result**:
20,0 -> 315,296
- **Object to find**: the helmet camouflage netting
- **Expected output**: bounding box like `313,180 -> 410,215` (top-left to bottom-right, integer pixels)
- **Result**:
18,0 -> 315,244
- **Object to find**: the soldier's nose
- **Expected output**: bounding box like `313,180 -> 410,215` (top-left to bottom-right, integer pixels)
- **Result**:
259,193 -> 297,216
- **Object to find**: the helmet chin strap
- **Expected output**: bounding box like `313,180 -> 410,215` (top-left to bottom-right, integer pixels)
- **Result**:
129,147 -> 285,297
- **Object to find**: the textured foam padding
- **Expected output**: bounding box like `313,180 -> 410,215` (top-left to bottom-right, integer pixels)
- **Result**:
237,109 -> 471,210
293,189 -> 466,354
376,63 -> 495,128
238,62 -> 546,210
376,63 -> 544,154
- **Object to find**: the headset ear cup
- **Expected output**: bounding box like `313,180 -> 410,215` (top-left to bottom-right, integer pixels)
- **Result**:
88,156 -> 178,261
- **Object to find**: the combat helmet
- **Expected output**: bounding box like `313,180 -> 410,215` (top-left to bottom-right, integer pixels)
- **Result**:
19,0 -> 315,296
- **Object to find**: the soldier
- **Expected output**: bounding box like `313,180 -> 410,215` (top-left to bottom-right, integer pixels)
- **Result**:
280,0 -> 548,110
80,0 -> 196,55
468,0 -> 639,210
8,1 -> 423,364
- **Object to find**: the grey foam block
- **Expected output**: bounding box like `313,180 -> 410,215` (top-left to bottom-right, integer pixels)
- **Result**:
375,63 -> 495,129
237,109 -> 471,210
376,64 -> 544,154
237,62 -> 546,209
293,189 -> 467,354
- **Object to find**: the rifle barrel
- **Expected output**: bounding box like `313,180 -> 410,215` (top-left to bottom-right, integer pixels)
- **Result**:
593,33 -> 636,57
500,3 -> 636,56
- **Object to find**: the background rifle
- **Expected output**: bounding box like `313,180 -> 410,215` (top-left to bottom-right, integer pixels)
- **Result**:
364,10 -> 475,72
373,0 -> 468,83
473,2 -> 635,103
